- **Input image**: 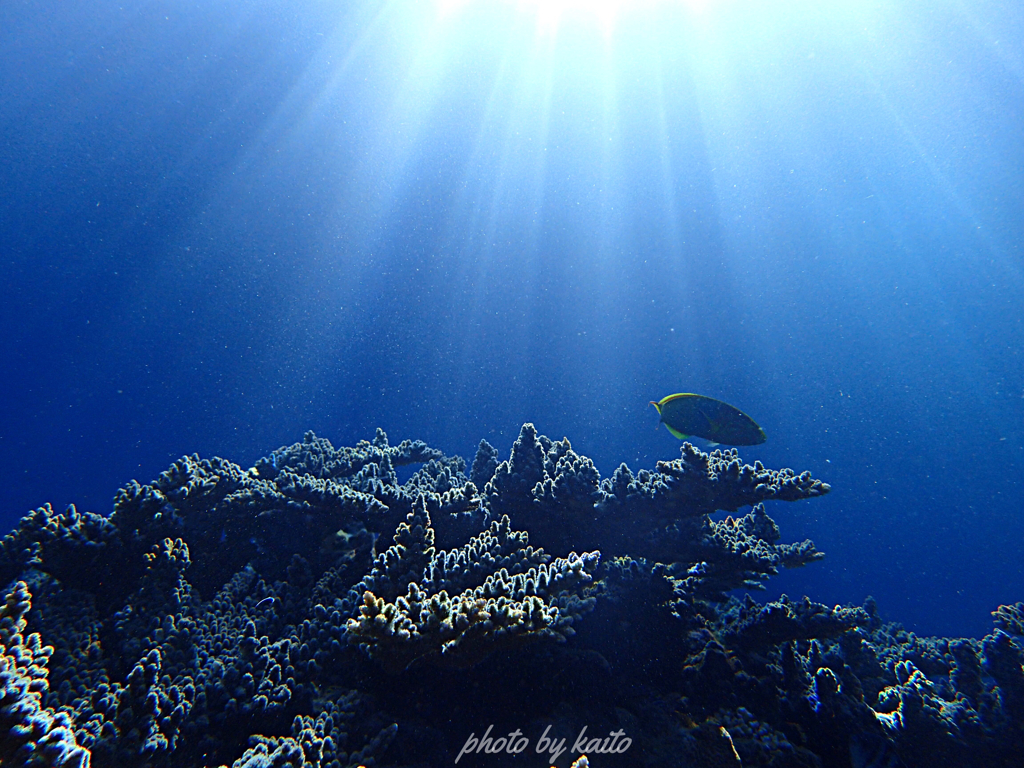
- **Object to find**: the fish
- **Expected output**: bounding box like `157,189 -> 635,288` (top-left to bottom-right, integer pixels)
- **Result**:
649,393 -> 767,446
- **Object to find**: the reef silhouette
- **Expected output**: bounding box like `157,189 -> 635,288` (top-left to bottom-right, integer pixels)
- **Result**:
1,424 -> 1021,767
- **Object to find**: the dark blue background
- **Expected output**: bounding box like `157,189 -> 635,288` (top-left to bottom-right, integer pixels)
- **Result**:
2,0 -> 1022,637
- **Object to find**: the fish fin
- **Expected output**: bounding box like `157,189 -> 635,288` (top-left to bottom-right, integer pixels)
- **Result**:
661,393 -> 695,403
697,409 -> 723,442
664,424 -> 689,440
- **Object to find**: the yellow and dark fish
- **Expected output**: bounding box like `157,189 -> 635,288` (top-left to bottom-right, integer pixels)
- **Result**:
649,393 -> 766,446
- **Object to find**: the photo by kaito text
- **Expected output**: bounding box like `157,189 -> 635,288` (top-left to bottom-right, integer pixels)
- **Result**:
455,724 -> 632,763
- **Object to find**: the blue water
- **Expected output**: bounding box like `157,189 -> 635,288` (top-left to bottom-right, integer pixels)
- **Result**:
1,0 -> 1022,639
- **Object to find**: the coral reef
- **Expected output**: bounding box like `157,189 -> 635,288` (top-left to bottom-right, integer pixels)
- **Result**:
483,425 -> 827,567
0,580 -> 90,768
345,498 -> 599,671
0,423 -> 1018,766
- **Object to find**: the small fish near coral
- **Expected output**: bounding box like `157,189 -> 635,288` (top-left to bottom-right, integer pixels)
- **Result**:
650,393 -> 767,446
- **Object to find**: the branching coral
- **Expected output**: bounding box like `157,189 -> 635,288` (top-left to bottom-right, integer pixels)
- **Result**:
481,424 -> 825,592
0,580 -> 91,768
0,423 -> 891,768
345,499 -> 599,671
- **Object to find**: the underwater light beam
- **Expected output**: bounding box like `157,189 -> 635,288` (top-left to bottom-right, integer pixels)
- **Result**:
437,0 -> 711,36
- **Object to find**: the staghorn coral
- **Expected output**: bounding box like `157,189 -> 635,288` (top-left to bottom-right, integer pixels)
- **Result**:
257,429 -> 443,482
0,504 -> 121,603
345,499 -> 599,671
222,693 -> 396,768
0,431 -> 451,767
600,441 -> 829,522
29,550 -> 394,767
676,505 -> 823,601
0,429 -> 573,765
714,594 -> 870,654
469,439 -> 500,490
481,424 -> 828,574
109,452 -> 387,599
695,597 -> 1024,768
0,580 -> 91,768
483,425 -> 606,552
21,424 -> 1023,768
992,602 -> 1024,640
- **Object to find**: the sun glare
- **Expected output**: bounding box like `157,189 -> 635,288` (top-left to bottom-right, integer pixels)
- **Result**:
436,0 -> 703,36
